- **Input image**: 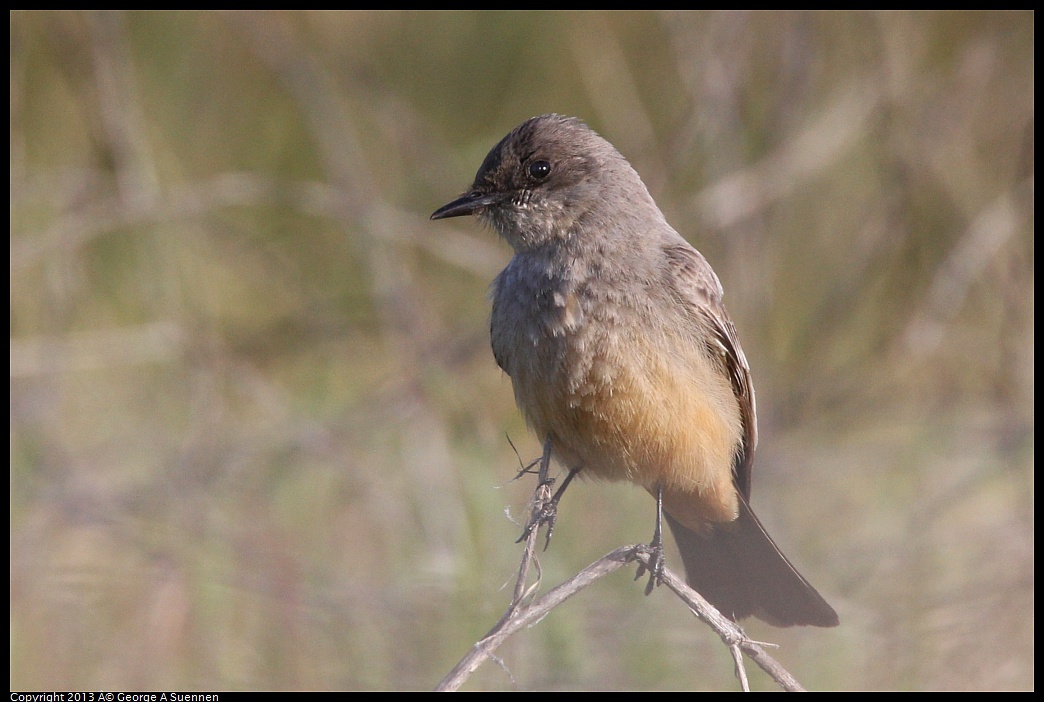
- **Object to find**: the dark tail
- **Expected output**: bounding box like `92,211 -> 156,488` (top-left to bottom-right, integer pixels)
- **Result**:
664,500 -> 839,627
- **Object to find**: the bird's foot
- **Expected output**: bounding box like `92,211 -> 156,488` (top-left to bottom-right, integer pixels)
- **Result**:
517,475 -> 560,550
634,538 -> 666,595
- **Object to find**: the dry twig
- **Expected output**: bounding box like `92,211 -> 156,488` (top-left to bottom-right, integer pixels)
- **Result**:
436,444 -> 810,692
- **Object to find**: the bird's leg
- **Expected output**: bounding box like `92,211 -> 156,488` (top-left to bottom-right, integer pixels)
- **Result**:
636,483 -> 666,594
517,437 -> 579,550
518,468 -> 579,550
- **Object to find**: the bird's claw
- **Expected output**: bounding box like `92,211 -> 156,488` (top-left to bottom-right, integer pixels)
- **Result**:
634,541 -> 666,595
517,478 -> 559,550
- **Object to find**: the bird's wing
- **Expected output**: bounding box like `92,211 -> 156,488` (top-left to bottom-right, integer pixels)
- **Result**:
663,243 -> 758,499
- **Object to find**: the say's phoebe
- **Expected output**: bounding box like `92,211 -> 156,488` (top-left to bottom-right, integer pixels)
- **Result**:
431,114 -> 838,627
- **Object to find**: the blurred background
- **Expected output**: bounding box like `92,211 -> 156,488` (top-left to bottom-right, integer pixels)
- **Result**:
9,11 -> 1033,691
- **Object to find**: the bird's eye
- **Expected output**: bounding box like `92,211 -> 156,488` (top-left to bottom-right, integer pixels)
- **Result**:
528,160 -> 551,180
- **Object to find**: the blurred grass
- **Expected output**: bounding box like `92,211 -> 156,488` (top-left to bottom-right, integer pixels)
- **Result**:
10,10 -> 1033,691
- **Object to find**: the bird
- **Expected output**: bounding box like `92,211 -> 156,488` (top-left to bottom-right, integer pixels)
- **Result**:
431,113 -> 838,627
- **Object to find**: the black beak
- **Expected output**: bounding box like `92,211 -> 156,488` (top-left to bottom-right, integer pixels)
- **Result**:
430,191 -> 498,220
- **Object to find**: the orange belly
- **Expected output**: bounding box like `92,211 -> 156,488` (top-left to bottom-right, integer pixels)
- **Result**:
514,337 -> 743,531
